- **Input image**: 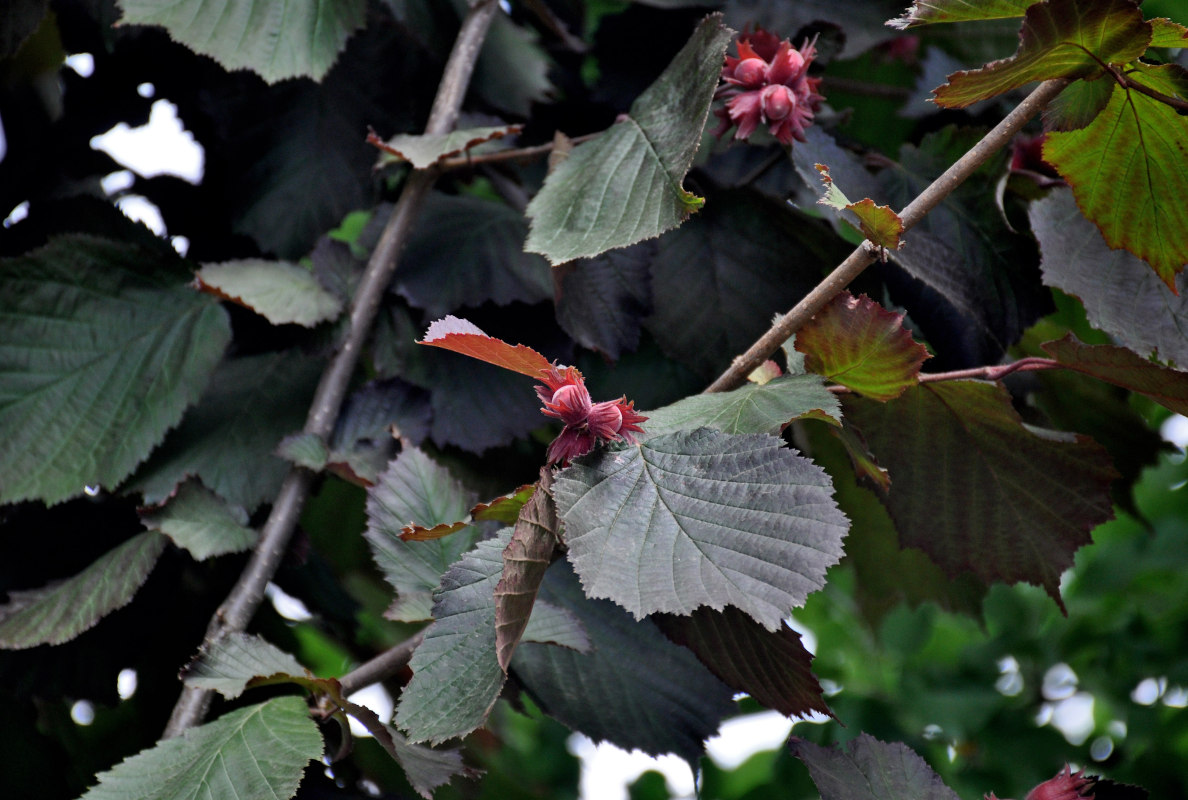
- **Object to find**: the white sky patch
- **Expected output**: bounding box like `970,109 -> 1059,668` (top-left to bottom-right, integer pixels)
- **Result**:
347,683 -> 395,738
66,52 -> 95,77
117,668 -> 139,700
265,582 -> 313,622
705,711 -> 794,769
1161,414 -> 1188,450
91,99 -> 204,183
114,195 -> 166,236
569,735 -> 696,800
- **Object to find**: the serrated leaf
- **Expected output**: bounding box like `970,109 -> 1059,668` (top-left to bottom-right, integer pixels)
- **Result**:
520,599 -> 591,653
888,0 -> 1033,29
420,316 -> 553,379
1150,18 -> 1188,47
129,350 -> 322,511
196,259 -> 343,328
0,235 -> 230,505
844,381 -> 1117,606
1042,336 -> 1188,415
657,607 -> 830,719
641,374 -> 841,438
525,15 -> 732,263
276,432 -> 330,472
182,632 -> 306,700
1044,65 -> 1188,289
365,447 -> 479,622
117,0 -> 365,84
0,531 -> 166,649
933,0 -> 1151,109
369,125 -> 522,169
396,530 -> 512,744
1044,75 -> 1116,131
495,473 -> 559,671
553,430 -> 849,631
511,561 -> 736,764
345,706 -> 477,800
789,733 -> 961,800
325,377 -> 431,485
79,696 -> 323,800
815,165 -> 904,250
1031,188 -> 1188,365
796,292 -> 930,401
554,243 -> 654,361
472,485 -> 536,525
139,479 -> 256,561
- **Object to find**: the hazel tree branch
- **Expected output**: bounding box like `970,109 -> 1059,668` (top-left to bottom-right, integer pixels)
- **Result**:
162,0 -> 502,739
826,357 -> 1063,393
705,78 -> 1070,394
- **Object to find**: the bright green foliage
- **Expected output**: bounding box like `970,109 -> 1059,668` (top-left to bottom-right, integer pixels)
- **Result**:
1149,16 -> 1188,45
1043,76 -> 1115,130
181,632 -> 306,700
887,0 -> 1034,29
196,260 -> 343,327
790,733 -> 961,800
933,0 -> 1151,108
1044,65 -> 1188,288
525,15 -> 732,263
642,374 -> 841,436
0,235 -> 230,505
138,479 -> 257,561
0,531 -> 165,649
554,430 -> 849,631
372,125 -> 522,169
795,292 -> 929,401
118,0 -> 366,83
79,697 -> 323,800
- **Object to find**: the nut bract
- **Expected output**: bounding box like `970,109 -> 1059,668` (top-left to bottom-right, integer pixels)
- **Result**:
713,29 -> 823,145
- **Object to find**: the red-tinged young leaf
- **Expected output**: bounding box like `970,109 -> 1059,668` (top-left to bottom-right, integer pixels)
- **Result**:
657,607 -> 831,719
1044,65 -> 1188,290
844,382 -> 1117,608
399,521 -> 470,542
472,484 -> 536,524
887,0 -> 1033,30
1042,336 -> 1188,415
495,470 -> 561,671
368,124 -> 522,169
933,0 -> 1151,109
815,164 -> 904,250
789,733 -> 962,800
419,315 -> 554,379
796,292 -> 929,401
1150,18 -> 1188,47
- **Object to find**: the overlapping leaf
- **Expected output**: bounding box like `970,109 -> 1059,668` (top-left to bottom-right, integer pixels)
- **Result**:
118,0 -> 365,83
1044,76 -> 1115,131
933,0 -> 1151,109
789,733 -> 961,800
553,430 -> 849,631
495,472 -> 559,671
525,15 -> 732,263
79,697 -> 322,800
1042,336 -> 1188,415
181,632 -> 306,700
1030,187 -> 1188,364
888,0 -> 1033,29
0,235 -> 230,505
0,532 -> 166,649
844,382 -> 1117,606
369,125 -> 521,169
195,260 -> 343,327
796,292 -> 930,400
322,377 -> 431,485
343,704 -> 478,800
139,479 -> 257,561
554,243 -> 655,360
815,165 -> 904,250
1044,65 -> 1188,289
641,374 -> 841,437
419,316 -> 553,379
396,530 -> 512,744
365,447 -> 479,622
511,561 -> 736,764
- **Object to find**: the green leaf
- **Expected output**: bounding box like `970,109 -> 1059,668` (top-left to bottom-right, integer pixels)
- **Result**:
789,733 -> 961,800
1044,65 -> 1188,289
524,15 -> 732,263
365,447 -> 479,622
343,704 -> 478,800
656,607 -> 831,719
844,382 -> 1117,607
139,479 -> 257,561
641,374 -> 841,437
795,292 -> 930,401
470,7 -> 553,116
196,259 -> 343,328
1030,187 -> 1188,365
181,632 -> 306,700
0,531 -> 166,649
495,473 -> 559,671
933,0 -> 1151,109
0,235 -> 230,505
1042,336 -> 1188,415
370,125 -> 521,169
1043,74 -> 1115,131
395,530 -> 511,745
814,165 -> 904,250
888,0 -> 1033,29
1149,17 -> 1188,47
79,696 -> 322,800
511,561 -> 736,764
130,350 -> 322,511
520,599 -> 591,653
276,432 -> 330,472
553,430 -> 849,631
117,0 -> 365,84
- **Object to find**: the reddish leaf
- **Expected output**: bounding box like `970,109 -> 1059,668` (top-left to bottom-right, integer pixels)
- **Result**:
367,125 -> 522,169
419,315 -> 554,379
815,164 -> 904,250
844,381 -> 1117,608
933,0 -> 1151,109
495,470 -> 560,672
657,607 -> 831,719
1043,336 -> 1188,415
472,484 -> 536,524
796,292 -> 929,401
399,521 -> 469,542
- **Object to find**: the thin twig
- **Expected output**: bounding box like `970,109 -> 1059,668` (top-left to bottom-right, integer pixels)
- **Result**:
437,133 -> 599,171
827,357 -> 1062,392
1118,72 -> 1188,113
337,631 -> 425,696
704,78 -> 1070,394
162,0 -> 502,739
